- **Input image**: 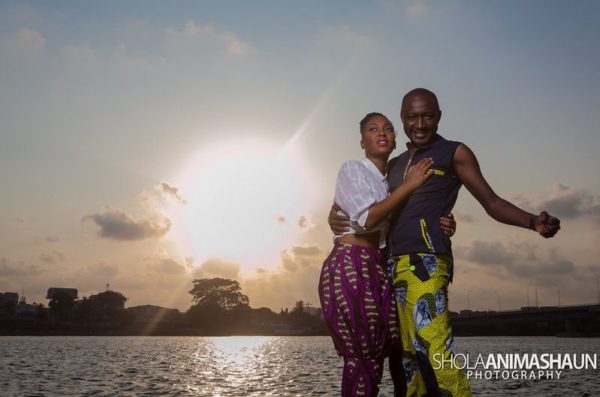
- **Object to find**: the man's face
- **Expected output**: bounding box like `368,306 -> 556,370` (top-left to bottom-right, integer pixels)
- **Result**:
400,93 -> 441,146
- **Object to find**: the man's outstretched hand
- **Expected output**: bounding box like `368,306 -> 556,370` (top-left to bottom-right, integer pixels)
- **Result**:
534,211 -> 561,238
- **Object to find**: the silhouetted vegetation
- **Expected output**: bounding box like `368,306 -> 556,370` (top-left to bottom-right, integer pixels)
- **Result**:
48,290 -> 77,321
3,280 -> 600,336
0,278 -> 327,336
189,278 -> 249,310
184,279 -> 324,335
75,290 -> 128,323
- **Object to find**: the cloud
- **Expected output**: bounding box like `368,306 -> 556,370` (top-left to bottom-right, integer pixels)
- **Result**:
109,42 -> 169,74
82,206 -> 171,241
166,21 -> 214,40
39,251 -> 65,264
507,252 -> 575,279
407,0 -> 429,18
62,44 -> 96,62
0,257 -> 42,276
195,258 -> 241,280
242,245 -> 326,310
146,257 -> 187,275
298,215 -> 316,229
535,253 -> 575,275
223,32 -> 250,55
7,28 -> 46,56
458,240 -> 576,279
79,262 -> 119,279
511,184 -> 600,220
33,236 -> 61,245
453,211 -> 475,224
574,264 -> 600,283
71,263 -> 121,293
298,216 -> 308,228
290,245 -> 322,256
157,181 -> 187,204
319,25 -> 373,48
464,240 -> 516,265
164,21 -> 250,56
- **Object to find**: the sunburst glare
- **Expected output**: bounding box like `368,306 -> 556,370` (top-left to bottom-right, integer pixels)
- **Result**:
168,138 -> 315,273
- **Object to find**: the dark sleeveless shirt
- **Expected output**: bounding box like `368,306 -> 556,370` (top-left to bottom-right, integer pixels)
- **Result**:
387,134 -> 462,256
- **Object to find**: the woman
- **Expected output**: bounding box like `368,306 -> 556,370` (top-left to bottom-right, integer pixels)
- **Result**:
318,112 -> 454,396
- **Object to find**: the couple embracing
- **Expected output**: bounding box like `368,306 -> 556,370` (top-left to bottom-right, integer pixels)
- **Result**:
318,88 -> 561,397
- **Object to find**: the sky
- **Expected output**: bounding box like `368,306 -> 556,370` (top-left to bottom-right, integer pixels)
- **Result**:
1,0 -> 599,313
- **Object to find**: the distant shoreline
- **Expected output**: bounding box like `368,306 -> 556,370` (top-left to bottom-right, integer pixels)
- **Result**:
4,303 -> 599,338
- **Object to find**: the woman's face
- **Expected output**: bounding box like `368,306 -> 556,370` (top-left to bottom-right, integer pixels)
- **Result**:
361,115 -> 396,158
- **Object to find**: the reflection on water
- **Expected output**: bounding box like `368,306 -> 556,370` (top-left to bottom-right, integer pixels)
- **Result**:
189,336 -> 343,396
1,336 -> 599,396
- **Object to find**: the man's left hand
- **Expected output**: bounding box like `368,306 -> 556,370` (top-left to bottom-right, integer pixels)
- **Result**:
440,213 -> 456,237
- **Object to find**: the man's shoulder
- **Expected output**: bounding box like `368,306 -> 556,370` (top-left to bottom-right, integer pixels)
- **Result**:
437,134 -> 463,148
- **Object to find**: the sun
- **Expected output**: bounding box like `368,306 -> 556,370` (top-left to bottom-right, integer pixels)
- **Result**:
168,138 -> 314,274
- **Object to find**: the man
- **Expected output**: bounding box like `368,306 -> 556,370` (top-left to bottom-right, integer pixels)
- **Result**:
330,88 -> 560,396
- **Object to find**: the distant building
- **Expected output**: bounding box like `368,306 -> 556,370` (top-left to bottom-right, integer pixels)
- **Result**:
16,302 -> 39,315
46,288 -> 78,300
0,292 -> 19,305
0,292 -> 19,315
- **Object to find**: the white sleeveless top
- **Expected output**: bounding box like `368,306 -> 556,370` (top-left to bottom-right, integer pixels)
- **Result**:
333,158 -> 389,249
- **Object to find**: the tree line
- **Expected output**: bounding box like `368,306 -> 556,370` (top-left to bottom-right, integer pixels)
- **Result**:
1,278 -> 327,336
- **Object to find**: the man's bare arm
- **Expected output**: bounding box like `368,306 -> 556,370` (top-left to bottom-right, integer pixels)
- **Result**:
453,144 -> 560,238
328,203 -> 350,235
328,206 -> 458,236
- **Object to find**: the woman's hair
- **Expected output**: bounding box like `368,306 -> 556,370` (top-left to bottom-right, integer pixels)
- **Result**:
359,112 -> 394,135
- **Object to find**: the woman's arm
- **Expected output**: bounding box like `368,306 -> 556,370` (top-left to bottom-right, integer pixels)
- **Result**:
361,158 -> 433,230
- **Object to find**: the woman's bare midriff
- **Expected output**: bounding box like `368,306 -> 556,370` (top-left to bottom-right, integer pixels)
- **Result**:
336,231 -> 380,249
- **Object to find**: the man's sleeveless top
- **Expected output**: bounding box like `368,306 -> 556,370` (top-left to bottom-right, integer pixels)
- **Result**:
387,134 -> 462,256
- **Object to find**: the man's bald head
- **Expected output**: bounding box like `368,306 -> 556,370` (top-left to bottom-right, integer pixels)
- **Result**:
401,88 -> 440,113
400,88 -> 442,146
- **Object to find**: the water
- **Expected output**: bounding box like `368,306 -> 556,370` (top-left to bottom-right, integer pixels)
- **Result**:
1,336 -> 599,396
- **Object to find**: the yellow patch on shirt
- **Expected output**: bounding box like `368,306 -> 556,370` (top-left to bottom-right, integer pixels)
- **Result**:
427,168 -> 446,176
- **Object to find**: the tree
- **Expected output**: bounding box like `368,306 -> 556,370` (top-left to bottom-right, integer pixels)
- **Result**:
189,278 -> 249,311
292,300 -> 305,314
49,291 -> 76,321
289,300 -> 313,327
89,290 -> 127,312
76,290 -> 127,322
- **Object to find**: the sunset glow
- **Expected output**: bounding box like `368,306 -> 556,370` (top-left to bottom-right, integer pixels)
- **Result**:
169,138 -> 314,272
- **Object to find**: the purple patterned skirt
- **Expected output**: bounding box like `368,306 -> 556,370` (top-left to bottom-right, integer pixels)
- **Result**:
318,242 -> 400,359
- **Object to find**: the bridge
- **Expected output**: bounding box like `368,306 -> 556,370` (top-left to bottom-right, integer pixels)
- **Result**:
451,304 -> 600,336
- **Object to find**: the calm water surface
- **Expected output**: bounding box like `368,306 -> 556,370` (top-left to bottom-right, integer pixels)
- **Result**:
1,336 -> 599,396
